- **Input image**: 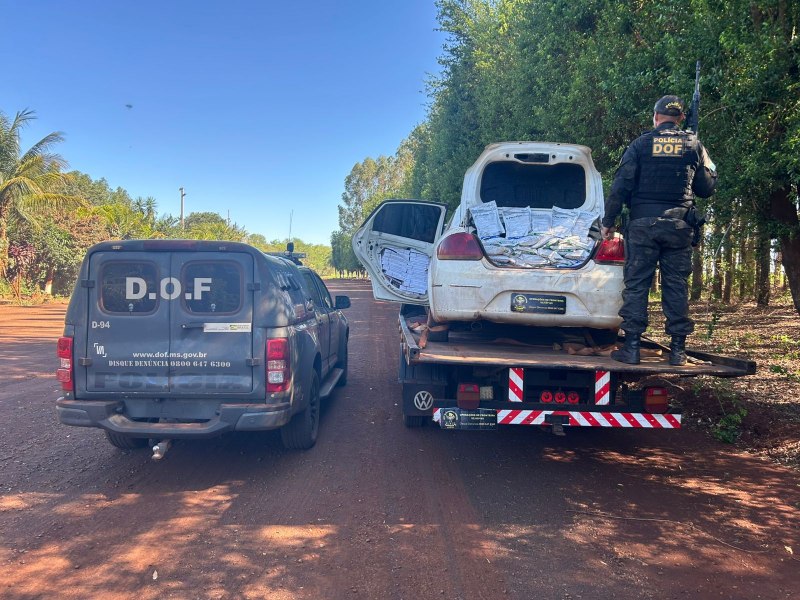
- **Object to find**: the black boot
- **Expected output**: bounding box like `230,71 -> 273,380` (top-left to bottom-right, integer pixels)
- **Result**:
611,333 -> 641,364
669,335 -> 687,366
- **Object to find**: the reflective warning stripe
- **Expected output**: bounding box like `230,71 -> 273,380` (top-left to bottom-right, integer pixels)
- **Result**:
595,370 -> 610,405
497,410 -> 681,428
438,408 -> 681,428
508,368 -> 524,402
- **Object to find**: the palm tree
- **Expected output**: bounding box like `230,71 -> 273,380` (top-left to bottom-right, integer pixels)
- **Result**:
0,109 -> 83,276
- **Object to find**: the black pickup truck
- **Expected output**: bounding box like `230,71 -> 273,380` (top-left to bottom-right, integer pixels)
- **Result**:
55,240 -> 350,454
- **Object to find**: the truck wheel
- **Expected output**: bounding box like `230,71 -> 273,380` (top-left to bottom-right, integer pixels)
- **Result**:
105,431 -> 148,450
335,342 -> 348,387
281,372 -> 320,450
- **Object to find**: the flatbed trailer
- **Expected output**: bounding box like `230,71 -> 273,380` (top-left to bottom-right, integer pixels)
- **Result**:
397,306 -> 756,433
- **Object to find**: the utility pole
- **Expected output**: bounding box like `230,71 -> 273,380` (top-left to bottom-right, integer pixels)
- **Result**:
179,187 -> 186,230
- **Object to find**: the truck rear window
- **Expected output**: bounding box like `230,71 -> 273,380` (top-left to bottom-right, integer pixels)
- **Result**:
100,262 -> 159,314
480,162 -> 586,209
182,262 -> 242,314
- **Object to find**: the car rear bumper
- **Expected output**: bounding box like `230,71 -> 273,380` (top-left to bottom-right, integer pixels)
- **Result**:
56,398 -> 292,438
429,259 -> 624,328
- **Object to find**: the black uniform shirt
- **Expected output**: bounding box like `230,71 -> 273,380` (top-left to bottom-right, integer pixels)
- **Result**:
602,121 -> 717,228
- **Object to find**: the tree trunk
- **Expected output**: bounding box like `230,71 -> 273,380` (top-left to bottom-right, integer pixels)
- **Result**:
711,222 -> 723,299
755,224 -> 771,307
723,234 -> 734,304
770,186 -> 800,313
738,229 -> 749,299
44,268 -> 55,295
0,216 -> 8,278
690,239 -> 703,300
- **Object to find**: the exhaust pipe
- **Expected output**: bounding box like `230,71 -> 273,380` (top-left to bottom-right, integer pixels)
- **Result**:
151,440 -> 172,461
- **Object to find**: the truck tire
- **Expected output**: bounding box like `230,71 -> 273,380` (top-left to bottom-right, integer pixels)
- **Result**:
105,431 -> 148,450
281,372 -> 320,450
335,341 -> 348,387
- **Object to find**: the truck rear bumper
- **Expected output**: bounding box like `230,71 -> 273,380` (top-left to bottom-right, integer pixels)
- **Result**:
56,398 -> 292,438
433,407 -> 681,429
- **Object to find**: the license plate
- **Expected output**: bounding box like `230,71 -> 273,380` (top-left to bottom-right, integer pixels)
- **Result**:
438,408 -> 497,430
510,293 -> 566,314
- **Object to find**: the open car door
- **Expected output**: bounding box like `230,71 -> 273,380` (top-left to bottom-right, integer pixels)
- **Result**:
352,199 -> 447,305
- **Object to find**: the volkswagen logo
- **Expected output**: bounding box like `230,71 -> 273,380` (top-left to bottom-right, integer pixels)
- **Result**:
413,390 -> 434,411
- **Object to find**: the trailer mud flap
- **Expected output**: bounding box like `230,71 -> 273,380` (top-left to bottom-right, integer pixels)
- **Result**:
435,408 -> 497,430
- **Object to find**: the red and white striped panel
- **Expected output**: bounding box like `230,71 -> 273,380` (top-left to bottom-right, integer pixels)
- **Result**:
508,367 -> 524,402
496,409 -> 681,428
595,370 -> 610,405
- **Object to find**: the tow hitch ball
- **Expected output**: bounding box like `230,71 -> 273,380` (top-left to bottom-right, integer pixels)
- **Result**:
151,440 -> 172,461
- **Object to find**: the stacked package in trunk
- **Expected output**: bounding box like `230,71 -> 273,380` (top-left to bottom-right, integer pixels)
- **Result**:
470,201 -> 599,268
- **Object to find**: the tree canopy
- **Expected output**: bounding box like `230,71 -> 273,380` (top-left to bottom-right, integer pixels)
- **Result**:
332,0 -> 800,311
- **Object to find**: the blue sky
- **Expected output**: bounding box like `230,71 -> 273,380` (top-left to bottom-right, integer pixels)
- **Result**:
2,0 -> 444,245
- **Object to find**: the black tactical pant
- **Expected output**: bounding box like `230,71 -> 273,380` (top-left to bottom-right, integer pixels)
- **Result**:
619,217 -> 694,336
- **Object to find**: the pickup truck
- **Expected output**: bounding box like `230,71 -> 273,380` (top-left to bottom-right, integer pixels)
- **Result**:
353,142 -> 754,432
55,240 -> 350,455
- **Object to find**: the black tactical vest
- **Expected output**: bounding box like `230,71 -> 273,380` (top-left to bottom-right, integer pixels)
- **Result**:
630,125 -> 700,220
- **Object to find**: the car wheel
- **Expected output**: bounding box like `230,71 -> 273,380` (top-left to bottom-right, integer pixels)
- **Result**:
335,342 -> 348,387
281,371 -> 320,450
105,431 -> 148,450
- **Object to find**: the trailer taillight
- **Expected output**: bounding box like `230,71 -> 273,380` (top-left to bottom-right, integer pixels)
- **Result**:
56,336 -> 74,392
540,390 -> 553,403
267,338 -> 291,393
437,233 -> 484,261
644,387 -> 669,414
567,391 -> 580,404
554,391 -> 566,404
595,238 -> 625,263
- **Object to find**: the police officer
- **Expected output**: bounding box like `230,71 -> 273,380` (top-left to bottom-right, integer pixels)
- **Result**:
601,95 -> 718,365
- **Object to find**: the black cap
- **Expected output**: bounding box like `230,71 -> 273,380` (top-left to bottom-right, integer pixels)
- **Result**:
654,95 -> 685,116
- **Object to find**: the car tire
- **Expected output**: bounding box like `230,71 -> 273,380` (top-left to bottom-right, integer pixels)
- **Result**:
105,431 -> 148,450
281,371 -> 320,450
335,340 -> 348,387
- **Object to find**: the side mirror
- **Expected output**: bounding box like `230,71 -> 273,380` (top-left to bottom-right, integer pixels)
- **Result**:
334,295 -> 351,310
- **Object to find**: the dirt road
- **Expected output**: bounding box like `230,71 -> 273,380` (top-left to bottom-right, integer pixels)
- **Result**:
1,281 -> 798,599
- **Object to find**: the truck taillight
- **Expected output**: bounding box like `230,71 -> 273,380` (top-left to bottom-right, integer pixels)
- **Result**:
567,391 -> 580,404
267,338 -> 291,393
554,391 -> 566,404
595,238 -> 625,263
540,390 -> 553,403
457,383 -> 480,409
437,233 -> 484,260
644,387 -> 669,414
56,336 -> 74,392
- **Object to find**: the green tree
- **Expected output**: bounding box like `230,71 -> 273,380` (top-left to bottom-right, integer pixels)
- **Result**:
0,109 -> 83,275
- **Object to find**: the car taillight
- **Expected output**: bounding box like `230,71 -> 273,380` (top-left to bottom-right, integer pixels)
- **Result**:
267,338 -> 291,393
437,233 -> 484,260
644,387 -> 669,414
595,238 -> 625,263
56,336 -> 74,392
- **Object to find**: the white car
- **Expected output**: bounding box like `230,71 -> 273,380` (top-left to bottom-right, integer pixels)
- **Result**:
353,141 -> 625,341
